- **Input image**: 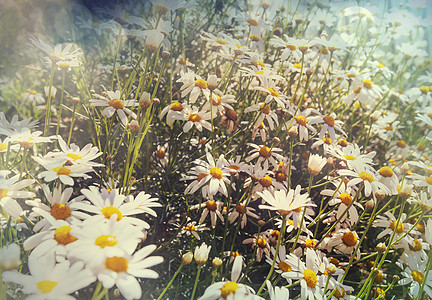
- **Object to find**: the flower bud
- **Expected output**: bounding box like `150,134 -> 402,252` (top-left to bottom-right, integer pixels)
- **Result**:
162,51 -> 170,58
365,200 -> 375,210
212,257 -> 222,268
207,75 -> 218,91
375,190 -> 386,200
0,243 -> 21,271
71,97 -> 80,103
139,92 -> 151,108
128,120 -> 140,132
182,252 -> 193,265
376,242 -> 386,252
401,162 -> 410,173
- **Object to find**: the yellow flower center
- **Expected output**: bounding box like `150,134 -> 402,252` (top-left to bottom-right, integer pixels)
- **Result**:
54,226 -> 77,245
425,176 -> 432,185
255,71 -> 264,75
108,99 -> 124,110
259,176 -> 272,187
376,63 -> 384,68
343,155 -> 356,160
53,166 -> 71,176
257,61 -> 265,68
420,86 -> 429,94
304,269 -> 317,288
220,281 -> 240,298
293,63 -> 302,69
358,172 -> 374,182
338,140 -> 348,147
0,143 -> 7,151
334,287 -> 345,298
50,203 -> 71,220
105,256 -> 129,273
66,153 -> 81,161
275,171 -> 286,182
379,166 -> 393,177
95,235 -> 117,248
362,79 -> 373,89
188,113 -> 202,122
259,146 -> 271,157
412,270 -> 425,284
247,19 -> 258,26
0,189 -> 8,199
185,224 -> 196,231
323,115 -> 335,127
36,280 -> 58,294
206,200 -> 218,211
342,231 -> 357,247
286,44 -> 297,50
339,193 -> 353,206
194,79 -> 207,89
250,34 -> 260,41
235,205 -> 245,214
101,206 -> 123,221
305,239 -> 317,248
155,149 -> 165,159
278,261 -> 292,272
428,112 -> 432,119
267,88 -> 279,97
226,109 -> 238,121
262,104 -> 270,114
295,115 -> 307,126
321,47 -> 329,55
210,167 -> 223,179
409,239 -> 422,251
417,223 -> 425,233
323,138 -> 332,145
396,140 -> 406,148
257,238 -> 267,248
171,102 -> 183,111
29,90 -> 38,95
390,221 -> 404,234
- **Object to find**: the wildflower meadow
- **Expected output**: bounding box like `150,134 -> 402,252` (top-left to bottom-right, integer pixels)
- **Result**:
1,0 -> 432,299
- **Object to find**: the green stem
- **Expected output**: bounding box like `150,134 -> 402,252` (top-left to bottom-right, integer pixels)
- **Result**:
190,264 -> 202,300
55,70 -> 66,143
157,263 -> 184,300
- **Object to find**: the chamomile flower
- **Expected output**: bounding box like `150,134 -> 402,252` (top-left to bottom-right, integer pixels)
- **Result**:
328,143 -> 376,173
338,169 -> 390,198
174,105 -> 212,133
326,229 -> 360,256
398,254 -> 432,298
90,90 -> 138,126
374,211 -> 413,241
75,186 -> 152,229
26,185 -> 87,232
190,200 -> 224,228
177,71 -> 211,103
177,220 -> 209,240
246,143 -> 284,166
56,135 -> 103,167
309,112 -> 346,142
0,171 -> 35,219
23,89 -> 45,104
67,215 -> 144,268
243,233 -> 270,262
97,245 -> 163,300
2,253 -> 95,299
266,280 -> 290,300
34,158 -> 93,186
254,78 -> 288,108
244,102 -> 279,131
285,108 -> 317,142
228,201 -> 259,229
159,101 -> 185,127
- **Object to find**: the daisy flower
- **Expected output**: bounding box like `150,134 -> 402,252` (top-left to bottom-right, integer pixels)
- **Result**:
308,154 -> 327,176
67,215 -> 144,268
228,201 -> 259,229
338,169 -> 390,198
309,112 -> 346,142
190,200 -> 224,228
245,143 -> 284,166
258,186 -> 315,221
174,105 -> 212,133
159,101 -> 185,127
2,253 -> 95,299
398,254 -> 432,298
29,37 -> 82,67
203,91 -> 236,117
8,129 -> 54,149
33,157 -> 94,186
198,255 -> 262,299
56,135 -> 104,167
244,162 -> 279,199
177,220 -> 209,240
326,229 -> 360,256
22,89 -> 45,104
285,108 -> 317,142
376,166 -> 399,195
265,245 -> 293,282
283,249 -> 325,300
243,233 -> 271,262
328,143 -> 376,173
26,185 -> 87,232
0,171 -> 35,219
75,186 -> 152,229
0,113 -> 38,136
373,211 -> 413,242
90,90 -> 138,126
96,244 -> 163,300
0,243 -> 21,271
244,102 -> 279,131
321,180 -> 363,225
153,143 -> 169,167
177,71 -> 211,103
194,243 -> 211,265
254,77 -> 288,108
